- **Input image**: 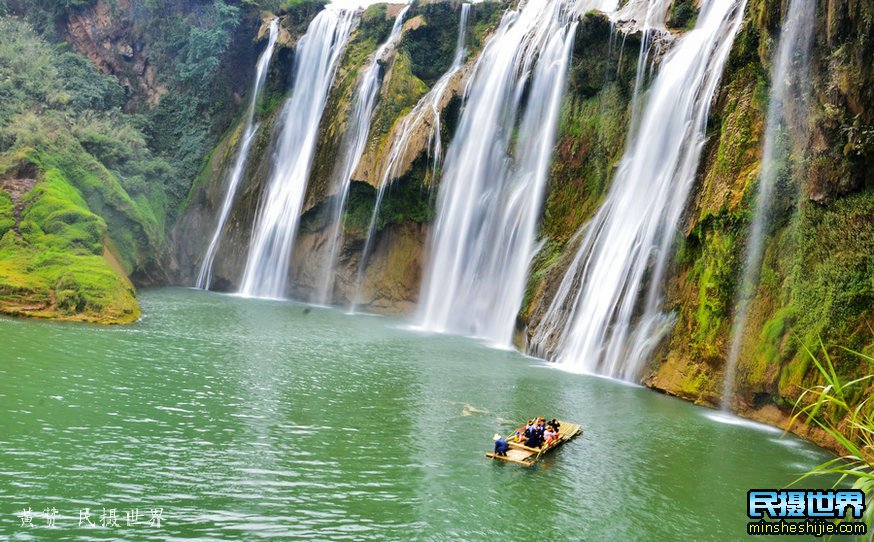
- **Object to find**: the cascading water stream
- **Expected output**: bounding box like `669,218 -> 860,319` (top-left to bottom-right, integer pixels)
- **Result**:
617,0 -> 671,136
316,6 -> 410,305
351,3 -> 471,310
531,0 -> 747,379
415,0 -> 612,347
239,8 -> 356,299
424,3 -> 470,181
196,19 -> 279,290
722,0 -> 814,408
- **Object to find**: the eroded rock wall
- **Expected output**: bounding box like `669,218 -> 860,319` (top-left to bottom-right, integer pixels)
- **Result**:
643,0 -> 874,433
172,2 -> 501,311
169,1 -> 873,447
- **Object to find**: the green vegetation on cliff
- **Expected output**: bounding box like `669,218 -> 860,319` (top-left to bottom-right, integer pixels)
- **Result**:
520,13 -> 640,325
0,164 -> 139,323
650,0 -> 874,422
0,17 -> 161,321
0,0 -> 275,321
768,192 -> 874,397
345,161 -> 435,238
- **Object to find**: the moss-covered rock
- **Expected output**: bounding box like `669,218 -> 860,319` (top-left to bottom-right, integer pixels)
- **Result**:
645,0 -> 874,448
521,12 -> 642,333
401,2 -> 490,87
305,4 -> 394,208
666,0 -> 698,31
0,166 -> 139,323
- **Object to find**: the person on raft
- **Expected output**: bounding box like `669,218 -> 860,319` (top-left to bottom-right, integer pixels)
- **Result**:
543,425 -> 558,446
493,433 -> 510,456
500,417 -> 561,451
514,419 -> 535,443
525,418 -> 546,448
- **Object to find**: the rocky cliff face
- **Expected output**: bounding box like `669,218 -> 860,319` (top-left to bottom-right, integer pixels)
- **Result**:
166,0 -> 871,445
58,0 -> 269,110
63,0 -> 166,106
641,0 -> 873,429
172,2 -> 500,312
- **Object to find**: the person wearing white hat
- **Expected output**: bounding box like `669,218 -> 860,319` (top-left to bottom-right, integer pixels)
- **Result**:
493,433 -> 509,456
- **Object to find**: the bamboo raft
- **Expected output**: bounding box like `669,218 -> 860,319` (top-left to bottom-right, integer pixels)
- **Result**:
485,420 -> 582,467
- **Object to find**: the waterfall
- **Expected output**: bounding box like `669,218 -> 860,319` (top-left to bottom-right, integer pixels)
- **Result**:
316,5 -> 410,305
423,2 -> 471,180
239,8 -> 356,299
415,0 -> 605,347
352,3 -> 470,310
619,0 -> 671,136
722,0 -> 814,407
196,19 -> 279,291
531,0 -> 747,379
612,0 -> 671,32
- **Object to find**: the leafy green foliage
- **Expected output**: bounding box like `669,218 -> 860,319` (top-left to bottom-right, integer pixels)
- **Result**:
177,2 -> 240,87
277,0 -> 327,15
401,4 -> 462,87
790,342 -> 874,534
343,166 -> 435,240
3,0 -> 97,31
54,52 -> 127,112
667,0 -> 698,31
785,193 -> 874,356
467,2 -> 503,54
145,93 -> 210,203
0,192 -> 13,237
0,18 -> 65,131
401,2 -> 502,87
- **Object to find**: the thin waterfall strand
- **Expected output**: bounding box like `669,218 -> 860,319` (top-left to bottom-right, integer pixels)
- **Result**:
622,0 -> 671,138
239,8 -> 356,298
196,20 -> 279,290
426,2 -> 471,180
531,0 -> 747,379
317,6 -> 410,304
722,0 -> 814,407
352,3 -> 470,310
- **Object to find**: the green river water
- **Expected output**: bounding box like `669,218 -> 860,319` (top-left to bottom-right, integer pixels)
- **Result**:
1,289 -> 835,541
